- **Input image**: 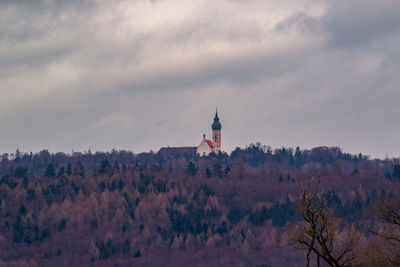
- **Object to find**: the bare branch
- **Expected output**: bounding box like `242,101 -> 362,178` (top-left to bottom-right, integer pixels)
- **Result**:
290,182 -> 360,267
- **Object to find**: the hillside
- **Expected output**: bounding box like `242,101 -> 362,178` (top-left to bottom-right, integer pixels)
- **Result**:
0,144 -> 399,266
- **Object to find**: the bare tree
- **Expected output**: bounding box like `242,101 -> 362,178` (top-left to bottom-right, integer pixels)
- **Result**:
367,196 -> 400,266
290,183 -> 361,267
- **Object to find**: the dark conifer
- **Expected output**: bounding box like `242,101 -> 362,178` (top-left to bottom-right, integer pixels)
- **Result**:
45,163 -> 56,177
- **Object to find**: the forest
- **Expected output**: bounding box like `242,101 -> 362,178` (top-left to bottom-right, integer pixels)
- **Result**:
0,144 -> 400,266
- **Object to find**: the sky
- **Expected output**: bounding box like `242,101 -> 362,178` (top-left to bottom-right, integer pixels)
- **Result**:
1,0 -> 400,159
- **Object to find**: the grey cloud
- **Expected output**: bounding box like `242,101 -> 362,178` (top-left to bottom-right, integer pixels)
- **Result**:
0,0 -> 97,12
113,47 -> 313,96
274,12 -> 320,34
323,0 -> 400,47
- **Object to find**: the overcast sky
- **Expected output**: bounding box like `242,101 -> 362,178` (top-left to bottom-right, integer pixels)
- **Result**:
1,0 -> 400,158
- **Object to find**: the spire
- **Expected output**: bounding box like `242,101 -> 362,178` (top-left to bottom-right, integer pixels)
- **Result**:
212,108 -> 221,130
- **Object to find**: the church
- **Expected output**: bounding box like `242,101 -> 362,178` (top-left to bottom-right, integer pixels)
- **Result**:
157,111 -> 222,157
196,111 -> 222,156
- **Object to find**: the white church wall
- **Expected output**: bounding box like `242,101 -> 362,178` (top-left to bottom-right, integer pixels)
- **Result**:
197,140 -> 212,156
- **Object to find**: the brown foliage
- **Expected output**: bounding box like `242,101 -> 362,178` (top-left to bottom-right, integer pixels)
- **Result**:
365,196 -> 400,266
290,183 -> 360,267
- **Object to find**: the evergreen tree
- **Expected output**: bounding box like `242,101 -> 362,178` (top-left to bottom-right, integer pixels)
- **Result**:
114,160 -> 120,171
14,166 -> 28,178
294,146 -> 303,168
45,163 -> 56,177
133,249 -> 141,258
212,159 -> 223,178
22,176 -> 29,189
206,168 -> 212,178
99,159 -> 112,174
58,219 -> 67,232
66,163 -> 72,176
393,164 -> 400,178
224,166 -> 231,175
57,166 -> 65,177
19,205 -> 27,215
73,161 -> 85,177
185,161 -> 198,176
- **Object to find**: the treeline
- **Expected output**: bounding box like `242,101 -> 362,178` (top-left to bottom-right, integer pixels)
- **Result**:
1,144 -> 393,177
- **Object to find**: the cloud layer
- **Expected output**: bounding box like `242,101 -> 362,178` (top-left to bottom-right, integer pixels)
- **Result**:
1,0 -> 400,158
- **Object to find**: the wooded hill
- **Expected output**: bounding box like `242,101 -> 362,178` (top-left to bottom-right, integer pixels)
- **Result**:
0,144 -> 399,266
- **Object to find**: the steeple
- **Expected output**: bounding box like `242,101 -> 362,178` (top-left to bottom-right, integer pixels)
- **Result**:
211,108 -> 222,153
212,108 -> 222,131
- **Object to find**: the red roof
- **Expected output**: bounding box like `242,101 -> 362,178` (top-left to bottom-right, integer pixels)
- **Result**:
205,139 -> 213,148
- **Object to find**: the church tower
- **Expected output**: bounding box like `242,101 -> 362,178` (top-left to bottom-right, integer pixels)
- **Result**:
212,109 -> 222,153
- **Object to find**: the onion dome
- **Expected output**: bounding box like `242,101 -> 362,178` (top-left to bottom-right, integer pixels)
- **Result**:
212,110 -> 222,130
